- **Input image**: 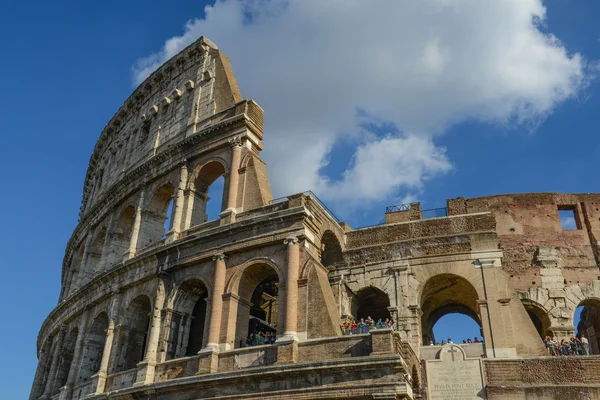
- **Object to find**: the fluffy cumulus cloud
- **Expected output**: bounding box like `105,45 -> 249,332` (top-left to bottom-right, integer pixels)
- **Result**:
134,0 -> 587,212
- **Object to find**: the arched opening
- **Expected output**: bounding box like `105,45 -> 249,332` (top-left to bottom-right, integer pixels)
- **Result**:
355,286 -> 391,323
320,230 -> 343,267
107,205 -> 135,266
522,300 -> 550,340
575,300 -> 600,355
234,264 -> 280,348
53,328 -> 78,394
188,161 -> 227,227
139,184 -> 174,249
166,279 -> 209,360
420,274 -> 482,346
114,296 -> 152,372
67,246 -> 85,296
77,313 -> 108,384
87,227 -> 107,275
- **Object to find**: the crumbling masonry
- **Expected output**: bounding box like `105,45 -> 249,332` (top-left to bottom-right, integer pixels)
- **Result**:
31,37 -> 600,400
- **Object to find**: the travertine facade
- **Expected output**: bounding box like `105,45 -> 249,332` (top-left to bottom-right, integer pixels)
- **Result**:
31,37 -> 600,400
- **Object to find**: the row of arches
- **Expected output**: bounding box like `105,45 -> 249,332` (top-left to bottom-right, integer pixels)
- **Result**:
39,260 -> 285,397
64,161 -> 229,297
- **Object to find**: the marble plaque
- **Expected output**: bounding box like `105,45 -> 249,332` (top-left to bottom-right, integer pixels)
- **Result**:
426,344 -> 485,400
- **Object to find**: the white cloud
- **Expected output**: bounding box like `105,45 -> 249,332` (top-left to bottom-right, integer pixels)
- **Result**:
134,0 -> 588,211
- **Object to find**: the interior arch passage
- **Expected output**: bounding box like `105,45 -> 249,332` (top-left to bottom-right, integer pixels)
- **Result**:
166,279 -> 209,360
575,298 -> 600,355
234,263 -> 280,348
420,274 -> 481,345
113,295 -> 152,373
77,312 -> 109,384
320,230 -> 343,267
355,286 -> 391,323
187,161 -> 227,227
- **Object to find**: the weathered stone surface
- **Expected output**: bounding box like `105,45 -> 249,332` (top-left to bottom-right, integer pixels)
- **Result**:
30,36 -> 600,400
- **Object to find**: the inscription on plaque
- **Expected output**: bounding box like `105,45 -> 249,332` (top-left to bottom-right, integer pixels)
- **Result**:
426,344 -> 485,400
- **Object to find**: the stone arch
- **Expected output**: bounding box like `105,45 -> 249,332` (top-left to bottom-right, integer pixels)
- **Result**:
86,226 -> 107,276
228,258 -> 283,348
66,245 -> 85,296
226,257 -> 284,295
78,312 -> 109,384
106,204 -> 136,266
419,273 -> 481,345
573,296 -> 600,355
521,299 -> 551,339
165,278 -> 210,359
53,327 -> 78,395
355,286 -> 392,323
320,230 -> 344,267
114,295 -> 152,373
186,159 -> 228,226
138,183 -> 175,249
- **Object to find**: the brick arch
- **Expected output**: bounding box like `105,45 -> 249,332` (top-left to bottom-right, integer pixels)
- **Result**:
166,273 -> 213,308
225,257 -> 284,296
187,157 -> 229,192
318,221 -> 346,251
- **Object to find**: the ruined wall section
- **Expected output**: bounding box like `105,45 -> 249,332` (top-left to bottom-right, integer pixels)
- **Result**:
81,37 -> 242,215
447,193 -> 600,291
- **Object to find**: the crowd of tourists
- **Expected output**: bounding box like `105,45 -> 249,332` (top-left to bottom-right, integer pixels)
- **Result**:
244,331 -> 277,347
340,316 -> 394,334
544,336 -> 591,356
428,337 -> 483,346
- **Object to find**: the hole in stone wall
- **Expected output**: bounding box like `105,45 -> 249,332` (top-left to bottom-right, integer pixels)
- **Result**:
558,207 -> 580,230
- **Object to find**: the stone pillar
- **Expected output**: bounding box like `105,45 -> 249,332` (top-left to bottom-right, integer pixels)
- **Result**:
205,254 -> 226,350
29,341 -> 53,400
134,282 -> 165,386
40,326 -> 66,399
58,311 -> 89,400
220,136 -> 243,224
75,235 -> 94,288
165,162 -> 188,243
126,190 -> 145,259
282,236 -> 300,340
477,300 -> 494,358
93,294 -> 120,394
97,214 -> 114,272
198,254 -> 226,374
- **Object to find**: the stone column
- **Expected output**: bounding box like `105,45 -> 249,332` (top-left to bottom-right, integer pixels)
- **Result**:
126,189 -> 145,259
76,235 -> 94,288
134,281 -> 165,386
220,137 -> 243,224
40,326 -> 66,399
205,254 -> 227,350
282,236 -> 300,340
93,294 -> 120,394
166,162 -> 188,243
29,341 -> 53,400
58,310 -> 89,400
97,214 -> 114,272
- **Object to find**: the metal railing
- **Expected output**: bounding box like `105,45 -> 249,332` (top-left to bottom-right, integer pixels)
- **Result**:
385,203 -> 415,213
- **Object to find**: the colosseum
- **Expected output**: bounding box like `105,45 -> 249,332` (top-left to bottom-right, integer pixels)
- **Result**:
30,36 -> 600,400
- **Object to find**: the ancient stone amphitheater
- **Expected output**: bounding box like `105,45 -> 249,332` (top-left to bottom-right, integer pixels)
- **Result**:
31,37 -> 600,400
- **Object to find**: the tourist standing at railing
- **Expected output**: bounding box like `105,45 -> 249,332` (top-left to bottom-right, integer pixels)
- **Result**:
351,320 -> 358,334
358,318 -> 367,334
366,316 -> 374,331
581,335 -> 590,355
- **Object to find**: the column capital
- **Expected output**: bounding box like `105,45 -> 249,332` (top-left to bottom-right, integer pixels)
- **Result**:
212,253 -> 227,262
228,136 -> 243,149
284,236 -> 299,246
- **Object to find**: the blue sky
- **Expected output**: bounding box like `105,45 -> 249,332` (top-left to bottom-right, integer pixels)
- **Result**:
1,1 -> 599,398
